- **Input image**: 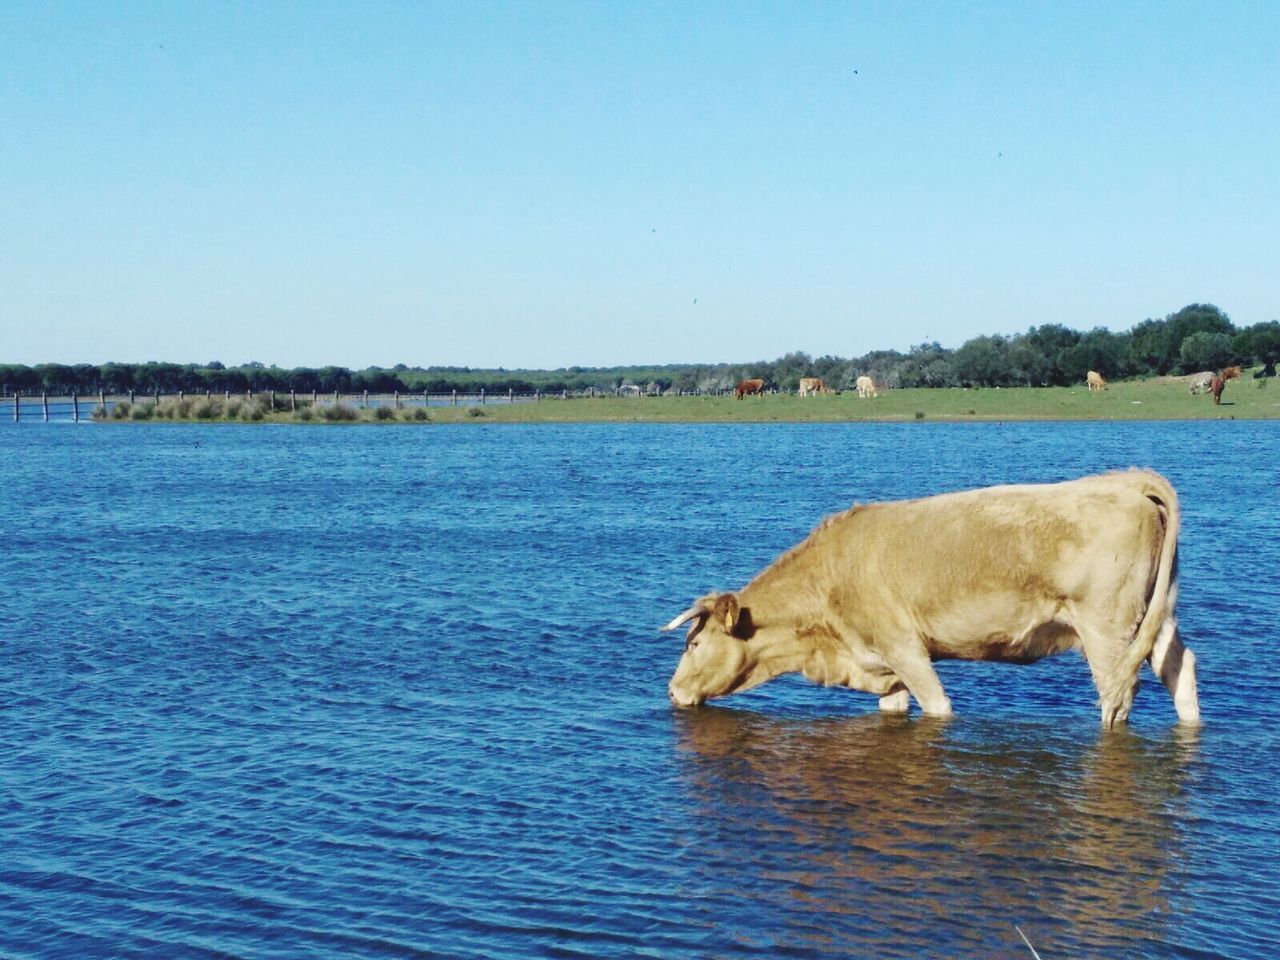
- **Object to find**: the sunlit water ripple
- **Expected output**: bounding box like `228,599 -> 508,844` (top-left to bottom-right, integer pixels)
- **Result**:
1,421 -> 1278,958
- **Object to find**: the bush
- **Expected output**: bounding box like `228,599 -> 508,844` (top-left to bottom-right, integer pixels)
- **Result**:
191,397 -> 222,420
130,402 -> 154,420
110,402 -> 131,420
374,405 -> 396,420
320,403 -> 358,422
466,406 -> 486,418
406,407 -> 430,421
295,406 -> 315,421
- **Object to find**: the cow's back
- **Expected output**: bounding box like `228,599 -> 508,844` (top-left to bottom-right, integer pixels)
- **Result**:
802,473 -> 1167,660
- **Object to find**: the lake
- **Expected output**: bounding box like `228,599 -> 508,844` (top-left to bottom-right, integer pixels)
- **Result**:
1,421 -> 1277,958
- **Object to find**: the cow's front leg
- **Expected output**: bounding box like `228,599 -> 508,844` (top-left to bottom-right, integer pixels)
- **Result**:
879,640 -> 953,717
878,688 -> 910,713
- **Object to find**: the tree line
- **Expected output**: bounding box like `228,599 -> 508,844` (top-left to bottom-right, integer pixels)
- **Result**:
4,303 -> 1278,397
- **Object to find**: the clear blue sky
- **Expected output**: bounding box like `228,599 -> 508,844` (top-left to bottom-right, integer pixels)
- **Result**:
2,1 -> 1277,369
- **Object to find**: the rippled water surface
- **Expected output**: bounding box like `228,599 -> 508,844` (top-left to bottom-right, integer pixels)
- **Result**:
2,421 -> 1278,958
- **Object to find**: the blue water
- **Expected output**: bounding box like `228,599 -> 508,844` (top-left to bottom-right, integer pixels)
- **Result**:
2,421 -> 1278,959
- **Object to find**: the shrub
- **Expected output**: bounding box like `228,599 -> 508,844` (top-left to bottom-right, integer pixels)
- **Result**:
466,406 -> 486,418
226,400 -> 244,418
110,402 -> 131,420
295,407 -> 315,422
191,397 -> 222,420
320,403 -> 358,422
406,407 -> 430,421
130,402 -> 154,420
374,405 -> 396,420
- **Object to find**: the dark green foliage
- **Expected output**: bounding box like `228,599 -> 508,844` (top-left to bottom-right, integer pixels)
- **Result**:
4,303 -> 1274,396
1179,332 -> 1235,372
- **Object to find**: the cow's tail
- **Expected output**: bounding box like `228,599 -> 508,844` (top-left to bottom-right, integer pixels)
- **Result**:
1100,470 -> 1180,728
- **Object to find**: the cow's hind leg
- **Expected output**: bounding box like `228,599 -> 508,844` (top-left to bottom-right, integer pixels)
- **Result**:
1078,627 -> 1139,729
1150,619 -> 1200,725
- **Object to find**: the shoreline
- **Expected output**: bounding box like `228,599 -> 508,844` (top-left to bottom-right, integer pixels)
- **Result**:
77,378 -> 1279,425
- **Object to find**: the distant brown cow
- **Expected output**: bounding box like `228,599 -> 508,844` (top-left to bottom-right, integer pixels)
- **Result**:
1211,376 -> 1225,405
1221,366 -> 1241,382
1086,371 -> 1106,392
798,377 -> 830,397
735,378 -> 765,399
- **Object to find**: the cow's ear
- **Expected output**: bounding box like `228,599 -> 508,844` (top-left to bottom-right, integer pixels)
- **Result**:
713,593 -> 740,634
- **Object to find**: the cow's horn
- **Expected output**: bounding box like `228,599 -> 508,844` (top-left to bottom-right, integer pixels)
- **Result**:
661,607 -> 702,632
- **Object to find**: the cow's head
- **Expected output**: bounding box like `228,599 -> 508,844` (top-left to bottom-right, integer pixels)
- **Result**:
663,592 -> 755,707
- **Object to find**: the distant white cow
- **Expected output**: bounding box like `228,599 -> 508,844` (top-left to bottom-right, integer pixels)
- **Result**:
1188,372 -> 1214,395
1086,371 -> 1106,392
856,375 -> 878,399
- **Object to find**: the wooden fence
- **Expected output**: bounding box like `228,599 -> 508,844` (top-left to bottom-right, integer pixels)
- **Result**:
3,386 -> 691,421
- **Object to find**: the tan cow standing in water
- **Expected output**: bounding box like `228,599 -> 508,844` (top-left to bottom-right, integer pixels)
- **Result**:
1086,371 -> 1106,391
798,377 -> 830,397
663,470 -> 1198,729
855,375 -> 877,398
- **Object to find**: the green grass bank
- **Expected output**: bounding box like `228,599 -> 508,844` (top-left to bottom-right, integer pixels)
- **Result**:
94,372 -> 1280,425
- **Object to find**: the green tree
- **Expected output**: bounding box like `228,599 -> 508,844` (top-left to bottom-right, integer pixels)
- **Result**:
1234,321 -> 1280,366
1179,332 -> 1235,372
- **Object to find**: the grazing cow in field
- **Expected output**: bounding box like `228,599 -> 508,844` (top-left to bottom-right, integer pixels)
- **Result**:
734,378 -> 765,399
1211,376 -> 1225,405
1189,372 -> 1214,395
798,377 -> 830,397
1256,362 -> 1277,379
855,375 -> 877,398
1221,366 -> 1241,382
1086,371 -> 1106,391
662,470 -> 1198,729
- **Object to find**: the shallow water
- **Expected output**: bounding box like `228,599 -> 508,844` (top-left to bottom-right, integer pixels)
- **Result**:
1,421 -> 1277,958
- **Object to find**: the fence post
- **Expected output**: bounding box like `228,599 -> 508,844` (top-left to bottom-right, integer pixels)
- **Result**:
536,390 -> 541,402
291,390 -> 296,412
395,391 -> 400,409
225,390 -> 230,400
363,390 -> 369,409
11,393 -> 17,422
452,389 -> 457,407
312,390 -> 318,407
562,389 -> 567,400
129,390 -> 135,403
423,389 -> 428,409
508,388 -> 513,403
333,390 -> 339,407
481,388 -> 486,405
101,391 -> 106,409
270,390 -> 276,411
72,393 -> 79,422
43,393 -> 49,421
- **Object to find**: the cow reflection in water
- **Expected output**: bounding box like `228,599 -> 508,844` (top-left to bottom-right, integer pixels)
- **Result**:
672,709 -> 1196,958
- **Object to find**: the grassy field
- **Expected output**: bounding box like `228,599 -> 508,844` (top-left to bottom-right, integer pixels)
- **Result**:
99,371 -> 1280,424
